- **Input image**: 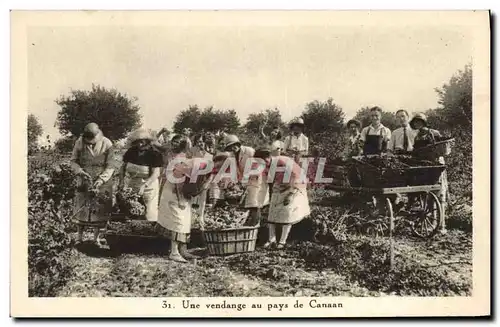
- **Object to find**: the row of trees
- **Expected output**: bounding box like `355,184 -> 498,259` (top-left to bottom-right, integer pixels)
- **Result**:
29,65 -> 472,195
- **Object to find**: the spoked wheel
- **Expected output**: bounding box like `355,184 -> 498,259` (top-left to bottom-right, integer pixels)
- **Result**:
409,192 -> 442,239
359,196 -> 390,237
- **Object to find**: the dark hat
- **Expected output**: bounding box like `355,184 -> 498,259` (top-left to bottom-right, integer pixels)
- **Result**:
254,146 -> 272,159
409,113 -> 428,129
346,119 -> 362,129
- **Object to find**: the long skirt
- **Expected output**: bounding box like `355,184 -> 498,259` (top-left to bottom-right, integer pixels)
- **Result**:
73,180 -> 113,227
157,182 -> 191,243
268,186 -> 310,225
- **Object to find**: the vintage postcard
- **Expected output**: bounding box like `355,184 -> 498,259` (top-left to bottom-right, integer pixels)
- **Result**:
11,10 -> 490,317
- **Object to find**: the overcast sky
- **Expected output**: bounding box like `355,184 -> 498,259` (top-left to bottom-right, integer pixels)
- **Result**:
28,25 -> 471,140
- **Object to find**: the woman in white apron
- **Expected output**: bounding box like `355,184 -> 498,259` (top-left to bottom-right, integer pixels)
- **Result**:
261,153 -> 310,249
118,129 -> 163,222
157,157 -> 215,263
70,123 -> 115,244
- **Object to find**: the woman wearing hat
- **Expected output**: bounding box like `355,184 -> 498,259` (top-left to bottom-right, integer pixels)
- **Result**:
254,150 -> 310,249
343,119 -> 363,158
118,129 -> 164,222
223,134 -> 269,224
410,113 -> 449,211
159,134 -> 191,205
157,152 -> 227,262
284,118 -> 309,162
70,123 -> 115,244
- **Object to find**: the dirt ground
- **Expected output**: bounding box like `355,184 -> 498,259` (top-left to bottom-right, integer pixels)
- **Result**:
57,229 -> 472,297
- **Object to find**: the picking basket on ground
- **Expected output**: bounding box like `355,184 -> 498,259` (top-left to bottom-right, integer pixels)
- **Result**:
202,225 -> 259,256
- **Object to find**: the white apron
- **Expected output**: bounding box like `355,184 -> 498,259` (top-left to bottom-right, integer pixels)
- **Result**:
125,163 -> 159,222
243,177 -> 270,209
158,180 -> 192,238
268,186 -> 310,225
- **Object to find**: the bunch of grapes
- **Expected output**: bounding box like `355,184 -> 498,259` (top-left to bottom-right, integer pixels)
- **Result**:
116,187 -> 146,217
224,182 -> 244,199
203,205 -> 249,230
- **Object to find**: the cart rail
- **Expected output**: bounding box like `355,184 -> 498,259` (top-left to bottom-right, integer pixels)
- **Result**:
330,184 -> 442,194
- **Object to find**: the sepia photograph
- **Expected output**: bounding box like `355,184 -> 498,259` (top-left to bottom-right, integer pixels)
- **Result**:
11,10 -> 490,317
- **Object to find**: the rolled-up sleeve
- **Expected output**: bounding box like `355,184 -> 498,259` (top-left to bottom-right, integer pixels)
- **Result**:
384,128 -> 392,142
359,127 -> 368,142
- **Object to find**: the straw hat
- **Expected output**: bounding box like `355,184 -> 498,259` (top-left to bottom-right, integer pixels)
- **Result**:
289,117 -> 305,129
127,128 -> 155,144
409,113 -> 428,129
223,134 -> 241,150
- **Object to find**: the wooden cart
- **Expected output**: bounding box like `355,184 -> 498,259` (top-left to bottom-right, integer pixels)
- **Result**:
329,155 -> 447,269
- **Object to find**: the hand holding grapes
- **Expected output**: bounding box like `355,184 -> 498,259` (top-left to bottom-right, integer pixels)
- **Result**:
78,168 -> 92,180
138,183 -> 146,196
93,178 -> 103,189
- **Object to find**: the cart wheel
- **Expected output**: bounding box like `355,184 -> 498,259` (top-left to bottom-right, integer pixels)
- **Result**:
365,218 -> 389,237
359,197 -> 390,237
410,192 -> 442,239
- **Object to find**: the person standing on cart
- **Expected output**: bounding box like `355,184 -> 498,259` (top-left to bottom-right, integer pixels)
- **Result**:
283,117 -> 309,163
388,109 -> 417,155
343,119 -> 363,158
360,106 -> 392,155
410,113 -> 449,212
70,123 -> 115,244
119,129 -> 163,222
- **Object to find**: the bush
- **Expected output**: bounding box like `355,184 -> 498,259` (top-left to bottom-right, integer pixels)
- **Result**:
28,153 -> 77,296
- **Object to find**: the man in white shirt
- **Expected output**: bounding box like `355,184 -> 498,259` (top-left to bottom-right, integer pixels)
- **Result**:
389,109 -> 416,154
284,117 -> 309,162
359,106 -> 392,155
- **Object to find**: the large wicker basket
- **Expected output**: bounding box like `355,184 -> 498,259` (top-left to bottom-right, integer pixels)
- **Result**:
203,225 -> 259,256
414,138 -> 455,158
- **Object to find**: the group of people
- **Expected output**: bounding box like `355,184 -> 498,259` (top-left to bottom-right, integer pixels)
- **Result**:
68,107 -> 448,263
70,118 -> 312,263
343,106 -> 449,210
344,106 -> 446,158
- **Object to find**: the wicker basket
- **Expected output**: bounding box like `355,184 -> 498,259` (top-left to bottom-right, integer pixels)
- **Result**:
415,138 -> 455,158
203,225 -> 259,256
